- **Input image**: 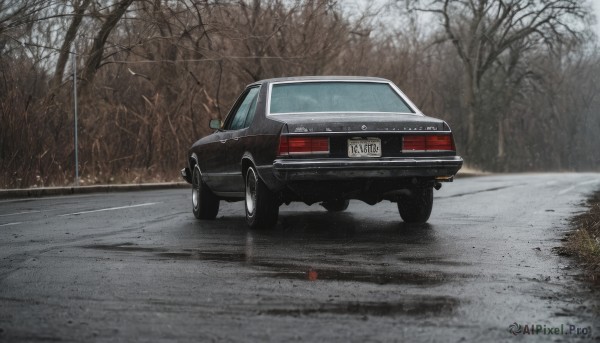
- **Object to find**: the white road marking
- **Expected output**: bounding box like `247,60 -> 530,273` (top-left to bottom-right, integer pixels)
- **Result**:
558,179 -> 600,195
58,202 -> 158,217
0,222 -> 23,227
0,210 -> 41,217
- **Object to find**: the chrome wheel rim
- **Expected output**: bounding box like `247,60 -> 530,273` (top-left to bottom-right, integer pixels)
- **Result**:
192,169 -> 200,210
245,168 -> 257,216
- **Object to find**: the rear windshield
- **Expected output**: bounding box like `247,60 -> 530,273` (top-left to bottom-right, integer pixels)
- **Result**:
269,82 -> 414,114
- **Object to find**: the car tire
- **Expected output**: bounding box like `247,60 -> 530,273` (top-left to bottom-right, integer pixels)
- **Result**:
321,199 -> 350,212
397,186 -> 433,224
245,166 -> 279,230
192,165 -> 219,220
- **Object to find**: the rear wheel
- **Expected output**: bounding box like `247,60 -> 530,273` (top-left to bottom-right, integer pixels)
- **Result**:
397,186 -> 433,224
245,166 -> 279,230
321,198 -> 350,212
192,165 -> 219,219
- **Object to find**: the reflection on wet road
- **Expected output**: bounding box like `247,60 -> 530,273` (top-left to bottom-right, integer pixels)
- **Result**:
0,174 -> 599,341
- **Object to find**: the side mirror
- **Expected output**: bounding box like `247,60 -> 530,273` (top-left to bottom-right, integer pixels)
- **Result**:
209,119 -> 222,130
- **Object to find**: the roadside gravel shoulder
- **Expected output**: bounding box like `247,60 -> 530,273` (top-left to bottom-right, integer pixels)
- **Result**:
0,182 -> 188,199
564,189 -> 600,282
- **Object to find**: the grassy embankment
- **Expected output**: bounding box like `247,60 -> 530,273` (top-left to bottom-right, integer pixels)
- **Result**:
564,190 -> 600,282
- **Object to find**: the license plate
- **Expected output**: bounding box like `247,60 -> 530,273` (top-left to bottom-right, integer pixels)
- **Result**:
347,138 -> 381,158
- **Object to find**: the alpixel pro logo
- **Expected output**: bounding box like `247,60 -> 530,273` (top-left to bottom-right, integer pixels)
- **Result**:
508,322 -> 592,336
508,322 -> 522,335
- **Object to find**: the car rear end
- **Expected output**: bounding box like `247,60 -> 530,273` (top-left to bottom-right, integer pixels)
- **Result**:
274,122 -> 462,181
265,78 -> 463,205
273,123 -> 462,204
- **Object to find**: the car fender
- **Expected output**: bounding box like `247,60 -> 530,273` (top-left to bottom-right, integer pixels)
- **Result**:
180,153 -> 200,184
241,152 -> 256,178
241,152 -> 283,192
189,152 -> 199,169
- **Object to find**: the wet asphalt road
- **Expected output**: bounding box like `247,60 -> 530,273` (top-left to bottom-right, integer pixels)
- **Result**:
0,174 -> 599,342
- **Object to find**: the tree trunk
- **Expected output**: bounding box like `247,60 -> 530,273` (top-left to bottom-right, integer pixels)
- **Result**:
51,0 -> 91,91
463,68 -> 477,160
80,0 -> 135,93
497,116 -> 505,159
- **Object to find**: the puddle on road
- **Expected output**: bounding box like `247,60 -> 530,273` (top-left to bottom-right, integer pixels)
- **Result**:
82,242 -> 167,253
265,266 -> 455,286
83,244 -> 249,262
397,256 -> 472,267
82,244 -> 468,286
152,249 -> 464,286
156,252 -> 194,258
156,251 -> 247,262
261,296 -> 459,317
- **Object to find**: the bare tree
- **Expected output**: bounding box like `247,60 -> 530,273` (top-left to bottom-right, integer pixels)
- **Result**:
1,0 -> 599,187
80,0 -> 135,91
403,0 -> 588,164
51,0 -> 92,90
0,0 -> 49,37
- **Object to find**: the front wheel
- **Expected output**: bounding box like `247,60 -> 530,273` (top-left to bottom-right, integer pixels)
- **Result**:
192,165 -> 219,219
397,186 -> 433,224
245,166 -> 279,230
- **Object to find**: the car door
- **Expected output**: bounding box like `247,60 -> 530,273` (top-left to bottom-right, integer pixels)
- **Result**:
213,86 -> 260,194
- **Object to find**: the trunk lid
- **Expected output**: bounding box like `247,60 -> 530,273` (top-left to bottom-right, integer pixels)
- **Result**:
270,112 -> 448,133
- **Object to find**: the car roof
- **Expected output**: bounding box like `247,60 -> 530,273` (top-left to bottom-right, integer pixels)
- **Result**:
248,76 -> 391,87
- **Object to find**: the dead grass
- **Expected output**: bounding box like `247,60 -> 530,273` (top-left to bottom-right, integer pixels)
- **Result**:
564,190 -> 600,281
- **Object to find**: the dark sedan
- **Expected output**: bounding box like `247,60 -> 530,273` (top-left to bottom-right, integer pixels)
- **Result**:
182,76 -> 463,229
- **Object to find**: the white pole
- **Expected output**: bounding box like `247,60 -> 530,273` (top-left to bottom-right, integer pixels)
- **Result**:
72,46 -> 79,186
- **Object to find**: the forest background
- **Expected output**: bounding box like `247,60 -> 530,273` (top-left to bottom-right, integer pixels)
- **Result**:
1,0 -> 599,188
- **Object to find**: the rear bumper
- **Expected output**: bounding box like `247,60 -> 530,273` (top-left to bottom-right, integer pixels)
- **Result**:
272,156 -> 463,181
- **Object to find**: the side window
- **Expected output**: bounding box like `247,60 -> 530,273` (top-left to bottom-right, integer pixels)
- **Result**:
225,87 -> 260,130
244,92 -> 259,127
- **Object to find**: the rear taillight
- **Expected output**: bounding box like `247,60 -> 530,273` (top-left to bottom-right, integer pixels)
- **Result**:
402,134 -> 455,152
278,136 -> 329,156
